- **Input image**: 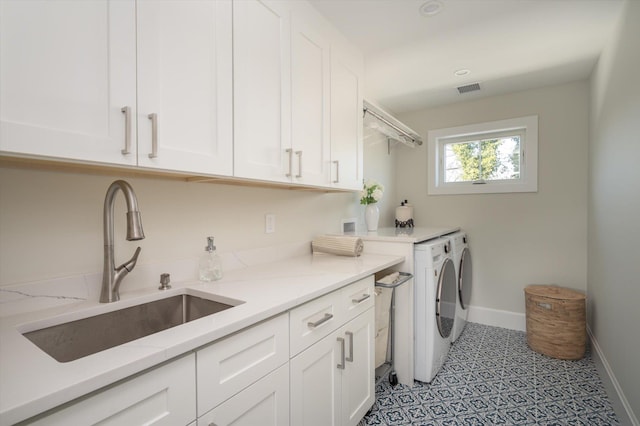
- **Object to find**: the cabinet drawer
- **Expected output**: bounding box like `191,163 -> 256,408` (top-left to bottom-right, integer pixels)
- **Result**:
198,364 -> 289,426
289,276 -> 374,357
197,313 -> 289,416
27,354 -> 196,426
341,276 -> 374,322
289,288 -> 342,356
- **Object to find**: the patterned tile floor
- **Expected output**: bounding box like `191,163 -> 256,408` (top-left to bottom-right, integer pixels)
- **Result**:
363,322 -> 619,425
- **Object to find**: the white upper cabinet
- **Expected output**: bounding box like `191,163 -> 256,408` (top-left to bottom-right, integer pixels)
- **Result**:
136,0 -> 233,175
1,0 -> 362,189
233,0 -> 292,183
1,0 -> 233,176
289,4 -> 331,186
234,0 -> 355,189
330,42 -> 364,191
0,0 -> 137,165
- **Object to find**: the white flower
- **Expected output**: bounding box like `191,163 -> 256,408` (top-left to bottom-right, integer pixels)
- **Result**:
360,179 -> 384,205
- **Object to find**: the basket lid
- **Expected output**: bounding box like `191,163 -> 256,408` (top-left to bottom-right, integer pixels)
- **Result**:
524,285 -> 586,300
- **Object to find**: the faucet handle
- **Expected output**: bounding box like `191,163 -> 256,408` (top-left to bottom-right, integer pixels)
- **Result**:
119,246 -> 142,273
159,273 -> 171,290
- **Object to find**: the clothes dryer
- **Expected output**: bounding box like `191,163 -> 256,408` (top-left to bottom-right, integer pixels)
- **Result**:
443,231 -> 472,343
414,238 -> 457,383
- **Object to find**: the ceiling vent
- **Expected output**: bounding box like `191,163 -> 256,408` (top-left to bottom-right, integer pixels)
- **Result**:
457,83 -> 481,94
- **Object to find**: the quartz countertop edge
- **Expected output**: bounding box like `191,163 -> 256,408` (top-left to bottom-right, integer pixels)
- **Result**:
0,252 -> 403,425
354,226 -> 460,243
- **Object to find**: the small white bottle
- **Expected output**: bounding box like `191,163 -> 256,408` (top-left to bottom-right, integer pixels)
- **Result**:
199,237 -> 223,281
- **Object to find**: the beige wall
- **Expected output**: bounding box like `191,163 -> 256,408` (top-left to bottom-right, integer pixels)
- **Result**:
395,80 -> 590,314
589,0 -> 640,420
363,126 -> 398,228
0,166 -> 359,285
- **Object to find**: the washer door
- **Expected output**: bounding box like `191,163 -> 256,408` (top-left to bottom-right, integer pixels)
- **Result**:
459,247 -> 472,310
436,258 -> 457,338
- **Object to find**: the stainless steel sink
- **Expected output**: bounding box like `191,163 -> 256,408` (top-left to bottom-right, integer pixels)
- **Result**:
23,294 -> 239,362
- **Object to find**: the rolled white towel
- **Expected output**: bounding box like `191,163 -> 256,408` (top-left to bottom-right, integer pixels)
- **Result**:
311,235 -> 364,257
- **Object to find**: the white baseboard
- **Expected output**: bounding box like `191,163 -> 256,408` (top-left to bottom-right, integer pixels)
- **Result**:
588,327 -> 638,426
467,305 -> 526,331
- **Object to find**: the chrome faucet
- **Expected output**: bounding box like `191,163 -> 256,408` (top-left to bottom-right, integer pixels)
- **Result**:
100,180 -> 145,303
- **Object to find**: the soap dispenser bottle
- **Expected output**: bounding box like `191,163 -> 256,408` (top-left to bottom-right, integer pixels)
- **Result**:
199,237 -> 223,281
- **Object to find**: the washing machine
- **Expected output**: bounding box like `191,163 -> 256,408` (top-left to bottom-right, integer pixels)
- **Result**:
443,231 -> 473,343
414,238 -> 457,383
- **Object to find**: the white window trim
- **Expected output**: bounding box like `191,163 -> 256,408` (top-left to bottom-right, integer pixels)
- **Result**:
428,115 -> 538,195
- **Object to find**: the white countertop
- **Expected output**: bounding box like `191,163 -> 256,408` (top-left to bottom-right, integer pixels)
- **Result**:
354,226 -> 460,243
0,251 -> 403,425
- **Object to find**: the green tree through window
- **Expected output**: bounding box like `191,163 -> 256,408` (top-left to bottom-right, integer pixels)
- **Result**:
450,139 -> 500,181
445,136 -> 520,183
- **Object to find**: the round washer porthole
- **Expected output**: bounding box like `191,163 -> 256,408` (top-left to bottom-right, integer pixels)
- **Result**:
436,257 -> 457,338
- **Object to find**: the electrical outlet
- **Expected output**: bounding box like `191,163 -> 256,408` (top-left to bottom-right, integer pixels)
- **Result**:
265,214 -> 276,233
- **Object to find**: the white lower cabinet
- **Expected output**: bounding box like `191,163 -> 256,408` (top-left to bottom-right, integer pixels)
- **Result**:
290,309 -> 374,426
27,354 -> 196,425
197,364 -> 289,426
196,313 -> 289,416
340,309 -> 375,425
290,325 -> 341,425
290,276 -> 375,426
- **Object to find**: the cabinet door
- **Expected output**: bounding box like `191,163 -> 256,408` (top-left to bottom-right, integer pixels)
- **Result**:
233,0 -> 291,183
330,43 -> 363,190
198,364 -> 289,426
136,0 -> 232,175
290,331 -> 341,426
290,6 -> 330,186
0,0 -> 137,165
341,309 -> 375,426
27,354 -> 196,425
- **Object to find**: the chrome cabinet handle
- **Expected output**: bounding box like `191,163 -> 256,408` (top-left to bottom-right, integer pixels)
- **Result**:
352,293 -> 370,304
148,113 -> 158,158
337,337 -> 345,369
333,160 -> 339,183
285,148 -> 293,177
346,331 -> 354,362
121,106 -> 132,155
307,313 -> 333,329
295,150 -> 302,178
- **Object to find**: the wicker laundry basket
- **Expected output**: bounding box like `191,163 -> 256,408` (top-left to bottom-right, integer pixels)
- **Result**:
524,285 -> 586,360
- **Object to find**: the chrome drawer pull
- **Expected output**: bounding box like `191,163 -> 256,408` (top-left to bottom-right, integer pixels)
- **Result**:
337,337 -> 345,369
148,113 -> 158,158
307,313 -> 333,328
285,148 -> 293,177
295,150 -> 303,178
352,294 -> 370,304
333,160 -> 339,183
121,106 -> 132,155
346,331 -> 354,362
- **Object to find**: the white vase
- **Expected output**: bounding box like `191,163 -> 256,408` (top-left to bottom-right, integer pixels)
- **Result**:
365,203 -> 380,231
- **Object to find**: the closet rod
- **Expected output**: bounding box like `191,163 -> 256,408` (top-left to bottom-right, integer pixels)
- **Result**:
363,107 -> 423,146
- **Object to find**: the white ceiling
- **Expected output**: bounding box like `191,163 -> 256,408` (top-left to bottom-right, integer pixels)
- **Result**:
308,0 -> 625,113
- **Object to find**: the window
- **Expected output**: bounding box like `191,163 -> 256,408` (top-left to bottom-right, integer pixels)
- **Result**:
428,115 -> 538,194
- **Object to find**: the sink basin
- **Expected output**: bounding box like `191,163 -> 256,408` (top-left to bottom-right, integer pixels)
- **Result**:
23,294 -> 240,362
